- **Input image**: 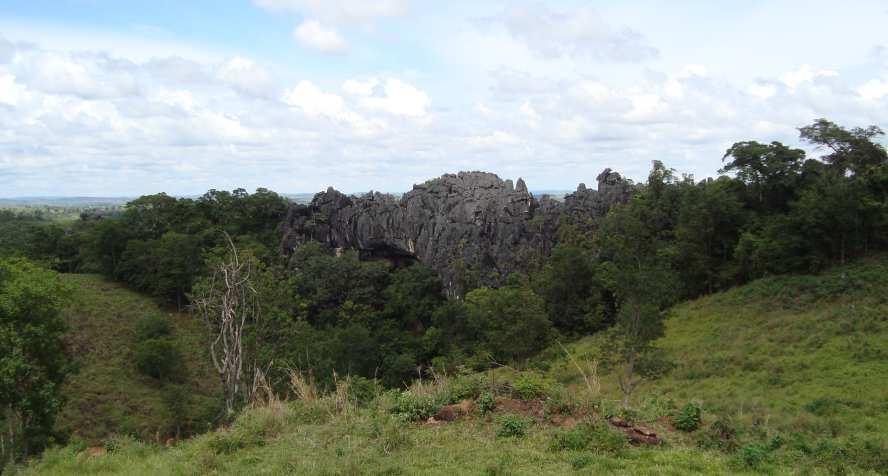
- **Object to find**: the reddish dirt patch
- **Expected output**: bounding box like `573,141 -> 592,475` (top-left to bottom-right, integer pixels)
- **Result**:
434,399 -> 475,422
608,417 -> 661,445
494,397 -> 546,419
550,414 -> 579,429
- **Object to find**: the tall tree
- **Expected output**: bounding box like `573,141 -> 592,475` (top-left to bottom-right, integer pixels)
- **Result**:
721,140 -> 805,211
0,259 -> 71,464
799,118 -> 887,175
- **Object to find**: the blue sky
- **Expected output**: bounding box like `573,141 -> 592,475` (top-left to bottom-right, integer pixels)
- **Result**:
1,0 -> 886,196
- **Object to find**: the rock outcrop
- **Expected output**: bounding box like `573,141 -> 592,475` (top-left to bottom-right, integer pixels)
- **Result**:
280,170 -> 634,294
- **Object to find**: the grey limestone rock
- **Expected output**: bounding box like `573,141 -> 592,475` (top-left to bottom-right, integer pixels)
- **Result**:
280,170 -> 634,294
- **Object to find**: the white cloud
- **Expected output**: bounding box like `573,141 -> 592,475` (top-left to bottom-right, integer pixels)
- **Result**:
748,82 -> 778,100
780,64 -> 838,91
467,130 -> 520,150
492,4 -> 658,62
282,80 -> 347,117
519,101 -> 540,127
357,78 -> 430,117
343,78 -> 379,96
857,78 -> 888,101
293,20 -> 349,55
217,56 -> 273,96
0,29 -> 885,197
253,0 -> 407,25
0,73 -> 25,106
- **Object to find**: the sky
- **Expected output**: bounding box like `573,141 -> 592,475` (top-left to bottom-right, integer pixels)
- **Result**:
0,0 -> 886,196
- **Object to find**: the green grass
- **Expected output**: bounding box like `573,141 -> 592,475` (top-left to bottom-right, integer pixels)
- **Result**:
15,258 -> 888,475
547,255 -> 888,474
18,398 -> 757,476
55,274 -> 221,445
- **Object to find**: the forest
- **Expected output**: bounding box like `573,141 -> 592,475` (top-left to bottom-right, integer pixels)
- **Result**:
2,118 -> 887,474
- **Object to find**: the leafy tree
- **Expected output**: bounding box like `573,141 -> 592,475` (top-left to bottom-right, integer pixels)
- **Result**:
0,259 -> 71,463
675,177 -> 746,294
533,244 -> 606,334
152,232 -> 202,308
721,140 -> 805,210
134,338 -> 185,382
799,118 -> 887,175
383,264 -> 445,335
597,168 -> 680,408
464,282 -> 553,364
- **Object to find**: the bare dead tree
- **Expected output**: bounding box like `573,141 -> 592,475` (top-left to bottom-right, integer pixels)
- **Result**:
193,233 -> 261,417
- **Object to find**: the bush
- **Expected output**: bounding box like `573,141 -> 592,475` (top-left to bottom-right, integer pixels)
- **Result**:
549,421 -> 627,454
390,391 -> 441,422
496,415 -> 529,438
347,375 -> 381,405
477,392 -> 496,415
673,402 -> 702,432
135,314 -> 172,341
134,338 -> 185,381
449,374 -> 483,402
696,418 -> 737,452
511,372 -> 551,400
738,443 -> 767,468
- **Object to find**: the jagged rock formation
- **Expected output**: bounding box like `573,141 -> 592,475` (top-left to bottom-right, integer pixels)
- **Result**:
280,169 -> 635,294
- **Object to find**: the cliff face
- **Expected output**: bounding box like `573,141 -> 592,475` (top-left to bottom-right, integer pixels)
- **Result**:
280,169 -> 634,294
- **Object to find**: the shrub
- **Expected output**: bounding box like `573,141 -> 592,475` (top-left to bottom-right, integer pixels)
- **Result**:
103,435 -> 135,453
673,402 -> 702,432
390,391 -> 441,422
738,444 -> 767,468
767,434 -> 784,451
449,375 -> 483,402
549,421 -> 626,454
347,375 -> 381,405
696,418 -> 738,452
207,404 -> 289,455
477,392 -> 496,414
496,415 -> 529,438
134,338 -> 184,381
511,372 -> 550,400
134,314 -> 172,341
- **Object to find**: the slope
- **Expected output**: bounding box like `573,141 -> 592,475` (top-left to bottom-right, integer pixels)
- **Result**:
55,274 -> 220,445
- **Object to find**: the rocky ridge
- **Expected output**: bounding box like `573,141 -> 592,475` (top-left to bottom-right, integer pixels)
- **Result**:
280,169 -> 634,294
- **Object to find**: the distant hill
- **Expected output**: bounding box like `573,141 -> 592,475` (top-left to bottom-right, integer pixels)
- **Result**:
0,197 -> 132,208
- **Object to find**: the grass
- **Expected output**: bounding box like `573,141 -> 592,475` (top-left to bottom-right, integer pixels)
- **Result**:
546,255 -> 888,474
13,257 -> 888,474
55,274 -> 220,445
18,395 -> 755,475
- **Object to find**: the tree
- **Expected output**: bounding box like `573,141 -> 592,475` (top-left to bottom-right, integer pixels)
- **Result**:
153,232 -> 202,308
532,244 -> 606,334
0,259 -> 71,464
192,235 -> 262,417
675,177 -> 746,295
799,118 -> 887,176
464,281 -> 553,364
721,141 -> 805,210
597,166 -> 680,408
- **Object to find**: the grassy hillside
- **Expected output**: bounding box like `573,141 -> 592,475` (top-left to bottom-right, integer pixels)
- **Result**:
15,259 -> 888,475
56,274 -> 221,444
548,255 -> 888,473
